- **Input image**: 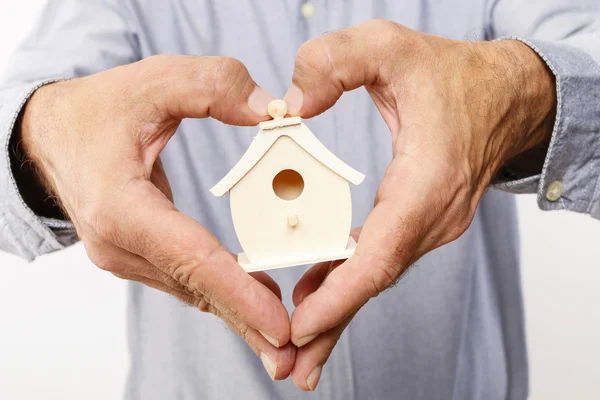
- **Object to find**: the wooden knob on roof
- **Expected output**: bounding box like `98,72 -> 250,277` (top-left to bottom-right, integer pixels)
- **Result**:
268,99 -> 288,120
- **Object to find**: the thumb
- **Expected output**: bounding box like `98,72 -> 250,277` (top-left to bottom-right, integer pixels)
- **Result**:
283,20 -> 400,117
141,55 -> 276,125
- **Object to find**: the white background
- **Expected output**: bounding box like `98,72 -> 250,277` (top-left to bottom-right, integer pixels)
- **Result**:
1,1 -> 599,399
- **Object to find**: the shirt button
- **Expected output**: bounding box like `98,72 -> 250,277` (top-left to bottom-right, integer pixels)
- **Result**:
301,2 -> 315,18
546,180 -> 564,202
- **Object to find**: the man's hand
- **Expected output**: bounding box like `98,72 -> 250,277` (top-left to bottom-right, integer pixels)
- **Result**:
284,20 -> 556,390
20,55 -> 296,380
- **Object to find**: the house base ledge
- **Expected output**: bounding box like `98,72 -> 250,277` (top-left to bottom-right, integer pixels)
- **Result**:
238,237 -> 357,273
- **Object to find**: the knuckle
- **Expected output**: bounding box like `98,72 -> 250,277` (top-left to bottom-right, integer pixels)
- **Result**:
194,295 -> 212,313
212,57 -> 247,77
238,322 -> 252,344
359,253 -> 405,298
371,266 -> 398,295
295,38 -> 332,77
364,275 -> 383,299
171,260 -> 201,291
170,246 -> 225,294
210,57 -> 251,100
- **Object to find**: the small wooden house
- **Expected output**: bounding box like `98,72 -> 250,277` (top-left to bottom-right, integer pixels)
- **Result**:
211,103 -> 364,272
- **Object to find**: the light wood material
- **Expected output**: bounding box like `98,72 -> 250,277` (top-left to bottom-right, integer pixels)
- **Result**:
239,237 -> 357,272
287,214 -> 299,227
210,100 -> 365,272
267,99 -> 288,119
259,116 -> 301,131
210,120 -> 365,197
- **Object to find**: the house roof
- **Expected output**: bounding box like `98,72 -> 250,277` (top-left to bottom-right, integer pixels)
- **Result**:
210,117 -> 365,197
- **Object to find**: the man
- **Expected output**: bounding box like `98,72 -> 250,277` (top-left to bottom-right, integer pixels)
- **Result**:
1,0 -> 599,398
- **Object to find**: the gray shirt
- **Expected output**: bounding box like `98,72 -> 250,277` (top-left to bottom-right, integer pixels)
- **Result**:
1,1 -> 599,399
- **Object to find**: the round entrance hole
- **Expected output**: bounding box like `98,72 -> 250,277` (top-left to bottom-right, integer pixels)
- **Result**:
272,169 -> 304,201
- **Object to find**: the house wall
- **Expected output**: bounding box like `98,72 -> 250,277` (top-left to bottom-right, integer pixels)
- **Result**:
230,136 -> 352,266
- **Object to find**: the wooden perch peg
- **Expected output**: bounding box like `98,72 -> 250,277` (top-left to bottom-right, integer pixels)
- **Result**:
288,214 -> 299,227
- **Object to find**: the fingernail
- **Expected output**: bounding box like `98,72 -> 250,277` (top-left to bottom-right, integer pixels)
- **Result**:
259,330 -> 280,348
248,86 -> 275,116
296,333 -> 318,347
307,365 -> 323,391
283,85 -> 303,115
260,352 -> 277,380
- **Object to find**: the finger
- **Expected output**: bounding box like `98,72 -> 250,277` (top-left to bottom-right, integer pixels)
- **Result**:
140,55 -> 276,124
111,271 -> 194,302
87,227 -> 286,346
220,316 -> 297,381
113,271 -> 296,380
283,20 -> 405,117
89,236 -> 284,303
99,180 -> 291,348
292,228 -> 362,307
292,260 -> 336,307
291,160 -> 432,346
291,312 -> 357,391
232,249 -> 283,300
251,272 -> 283,301
84,239 -> 191,294
290,207 -> 418,347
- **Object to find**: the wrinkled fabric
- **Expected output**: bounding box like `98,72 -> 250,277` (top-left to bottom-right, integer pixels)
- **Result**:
1,1 -> 599,399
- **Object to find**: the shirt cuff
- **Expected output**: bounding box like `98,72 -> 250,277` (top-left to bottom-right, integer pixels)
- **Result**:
0,80 -> 77,261
493,37 -> 600,219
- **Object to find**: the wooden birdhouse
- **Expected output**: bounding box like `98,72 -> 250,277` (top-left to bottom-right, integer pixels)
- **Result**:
210,100 -> 365,272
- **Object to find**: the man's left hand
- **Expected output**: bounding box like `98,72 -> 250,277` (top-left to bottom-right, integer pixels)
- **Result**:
283,19 -> 556,391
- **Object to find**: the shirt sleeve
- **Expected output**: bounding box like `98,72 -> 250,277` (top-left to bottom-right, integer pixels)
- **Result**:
0,0 -> 140,260
486,0 -> 600,219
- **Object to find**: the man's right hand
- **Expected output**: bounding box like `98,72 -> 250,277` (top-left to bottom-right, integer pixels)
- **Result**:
19,55 -> 295,380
